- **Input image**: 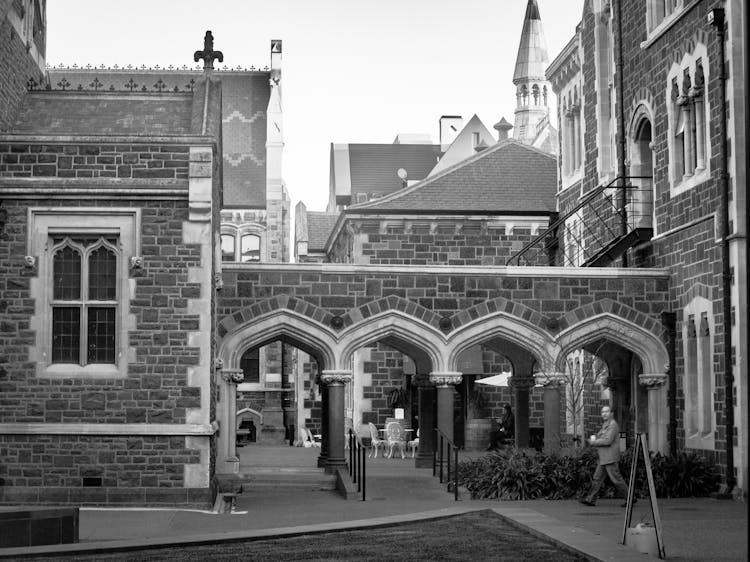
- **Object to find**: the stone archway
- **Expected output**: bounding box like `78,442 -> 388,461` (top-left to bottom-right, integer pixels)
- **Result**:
216,309 -> 341,474
554,310 -> 670,453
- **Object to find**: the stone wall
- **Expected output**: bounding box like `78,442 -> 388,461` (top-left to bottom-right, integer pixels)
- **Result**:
329,218 -> 546,266
0,4 -> 45,131
0,141 -> 190,179
0,192 -> 212,505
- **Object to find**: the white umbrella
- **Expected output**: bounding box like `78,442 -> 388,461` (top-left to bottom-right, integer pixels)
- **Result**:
474,373 -> 512,387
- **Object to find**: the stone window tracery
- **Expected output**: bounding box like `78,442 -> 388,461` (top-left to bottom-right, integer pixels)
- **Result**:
50,236 -> 118,366
667,46 -> 710,194
682,298 -> 715,449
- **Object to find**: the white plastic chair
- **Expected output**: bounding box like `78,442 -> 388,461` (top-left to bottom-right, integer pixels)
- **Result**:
408,428 -> 420,458
385,421 -> 407,459
367,422 -> 387,458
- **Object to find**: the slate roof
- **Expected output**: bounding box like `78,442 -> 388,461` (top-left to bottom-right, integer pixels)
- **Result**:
12,92 -> 193,135
348,139 -> 557,214
513,0 -> 549,83
332,143 -> 442,202
44,69 -> 270,208
306,212 -> 339,252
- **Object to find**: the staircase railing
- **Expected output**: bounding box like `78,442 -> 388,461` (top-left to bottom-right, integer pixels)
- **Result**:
432,428 -> 460,501
347,428 -> 367,501
506,176 -> 653,267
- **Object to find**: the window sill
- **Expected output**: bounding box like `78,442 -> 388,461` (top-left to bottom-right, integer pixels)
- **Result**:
40,363 -> 124,378
559,172 -> 583,193
671,168 -> 710,197
640,0 -> 702,50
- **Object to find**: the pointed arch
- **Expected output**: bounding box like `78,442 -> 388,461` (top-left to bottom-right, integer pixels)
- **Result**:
338,310 -> 446,373
554,312 -> 668,374
447,311 -> 557,374
217,307 -> 339,371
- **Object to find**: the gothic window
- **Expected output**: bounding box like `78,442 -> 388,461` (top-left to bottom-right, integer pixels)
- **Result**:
51,237 -> 118,365
668,48 -> 710,193
683,299 -> 715,449
240,348 -> 261,384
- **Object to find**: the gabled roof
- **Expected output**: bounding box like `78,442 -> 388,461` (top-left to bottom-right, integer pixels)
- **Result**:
330,143 -> 442,204
307,211 -> 339,252
348,138 -> 557,214
428,114 -> 496,176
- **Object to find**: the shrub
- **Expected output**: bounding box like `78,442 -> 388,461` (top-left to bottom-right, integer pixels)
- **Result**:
456,447 -> 720,500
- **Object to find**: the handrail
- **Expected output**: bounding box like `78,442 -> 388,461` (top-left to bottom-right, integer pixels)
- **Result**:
432,428 -> 460,501
505,175 -> 653,266
347,428 -> 366,501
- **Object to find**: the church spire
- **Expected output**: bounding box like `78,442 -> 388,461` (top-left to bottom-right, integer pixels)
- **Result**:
512,0 -> 551,144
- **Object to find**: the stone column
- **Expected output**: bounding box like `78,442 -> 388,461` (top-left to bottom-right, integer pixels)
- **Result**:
510,375 -> 535,448
638,373 -> 668,454
321,370 -> 352,472
430,372 -> 462,457
218,368 -> 243,474
413,374 -> 436,469
535,372 -> 567,454
317,373 -> 328,468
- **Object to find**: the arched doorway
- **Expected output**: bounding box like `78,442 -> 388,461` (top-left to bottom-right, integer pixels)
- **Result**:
629,112 -> 655,232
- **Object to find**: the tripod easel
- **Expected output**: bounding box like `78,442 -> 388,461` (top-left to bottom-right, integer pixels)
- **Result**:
621,432 -> 666,559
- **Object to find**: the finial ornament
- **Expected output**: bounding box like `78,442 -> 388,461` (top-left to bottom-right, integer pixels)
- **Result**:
194,31 -> 224,71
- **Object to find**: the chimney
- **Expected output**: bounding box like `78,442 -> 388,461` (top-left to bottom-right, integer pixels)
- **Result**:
439,115 -> 463,151
494,117 -> 513,141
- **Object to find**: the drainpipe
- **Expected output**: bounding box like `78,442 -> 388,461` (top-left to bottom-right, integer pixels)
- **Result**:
614,0 -> 629,267
708,6 -> 736,494
662,312 -> 677,457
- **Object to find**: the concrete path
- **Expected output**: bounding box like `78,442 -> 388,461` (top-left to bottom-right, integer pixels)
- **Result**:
1,445 -> 746,561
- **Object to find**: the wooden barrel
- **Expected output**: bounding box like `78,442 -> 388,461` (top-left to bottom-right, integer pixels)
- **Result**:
464,418 -> 493,450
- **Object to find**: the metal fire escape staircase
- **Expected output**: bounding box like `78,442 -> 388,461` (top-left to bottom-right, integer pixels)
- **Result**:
506,176 -> 654,267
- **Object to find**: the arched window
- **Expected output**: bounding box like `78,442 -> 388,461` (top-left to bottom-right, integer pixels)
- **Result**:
240,234 -> 261,263
221,234 -> 236,262
240,348 -> 260,384
51,237 -> 118,365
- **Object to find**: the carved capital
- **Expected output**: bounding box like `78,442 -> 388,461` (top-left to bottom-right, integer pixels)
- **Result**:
221,368 -> 244,384
23,255 -> 36,268
214,272 -> 224,291
214,358 -> 224,371
320,370 -> 352,385
638,373 -> 668,388
509,376 -> 535,391
411,373 -> 434,387
129,256 -> 143,270
534,372 -> 567,388
429,372 -> 462,387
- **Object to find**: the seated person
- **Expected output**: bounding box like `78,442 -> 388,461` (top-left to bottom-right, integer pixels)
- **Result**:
487,403 -> 515,450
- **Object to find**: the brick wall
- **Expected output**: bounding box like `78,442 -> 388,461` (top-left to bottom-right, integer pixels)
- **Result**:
0,142 -> 190,179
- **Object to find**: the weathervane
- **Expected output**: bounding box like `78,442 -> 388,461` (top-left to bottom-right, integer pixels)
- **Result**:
194,30 -> 223,71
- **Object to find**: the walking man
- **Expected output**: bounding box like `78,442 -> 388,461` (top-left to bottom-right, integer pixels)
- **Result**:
580,405 -> 632,507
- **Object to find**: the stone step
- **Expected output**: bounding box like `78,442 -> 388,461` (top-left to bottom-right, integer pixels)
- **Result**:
223,467 -> 338,492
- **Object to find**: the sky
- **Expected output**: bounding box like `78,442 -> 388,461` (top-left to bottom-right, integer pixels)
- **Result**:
47,0 -> 584,213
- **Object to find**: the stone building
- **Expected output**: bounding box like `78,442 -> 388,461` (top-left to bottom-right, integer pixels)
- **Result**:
534,0 -> 746,493
0,0 -> 290,505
